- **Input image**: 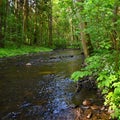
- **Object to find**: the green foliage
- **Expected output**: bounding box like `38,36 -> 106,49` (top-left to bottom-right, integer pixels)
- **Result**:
72,50 -> 120,119
52,0 -> 80,49
97,66 -> 120,118
71,54 -> 102,82
71,0 -> 120,118
74,0 -> 115,49
84,55 -> 102,71
71,71 -> 91,82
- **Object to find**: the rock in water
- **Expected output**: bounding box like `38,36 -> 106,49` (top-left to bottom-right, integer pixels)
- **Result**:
26,63 -> 32,66
83,99 -> 91,106
90,105 -> 99,110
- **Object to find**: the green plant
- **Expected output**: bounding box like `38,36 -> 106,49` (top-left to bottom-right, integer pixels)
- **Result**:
71,54 -> 102,82
97,68 -> 120,118
71,51 -> 120,119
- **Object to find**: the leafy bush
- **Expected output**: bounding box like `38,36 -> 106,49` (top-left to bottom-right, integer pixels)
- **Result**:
71,51 -> 120,119
97,66 -> 120,118
71,55 -> 102,82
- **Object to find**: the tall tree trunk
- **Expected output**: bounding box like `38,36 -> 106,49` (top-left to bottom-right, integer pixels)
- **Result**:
0,0 -> 5,48
33,2 -> 38,45
80,22 -> 89,57
48,0 -> 52,47
112,2 -> 119,71
77,0 -> 93,57
34,16 -> 37,45
70,18 -> 74,43
85,22 -> 93,54
111,5 -> 118,50
0,1 -> 3,47
40,21 -> 43,45
14,0 -> 18,16
23,0 -> 28,44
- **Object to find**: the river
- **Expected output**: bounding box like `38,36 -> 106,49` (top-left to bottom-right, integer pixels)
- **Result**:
0,49 -> 108,120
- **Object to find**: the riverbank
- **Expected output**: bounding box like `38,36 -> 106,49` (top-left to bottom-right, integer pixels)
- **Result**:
0,46 -> 52,58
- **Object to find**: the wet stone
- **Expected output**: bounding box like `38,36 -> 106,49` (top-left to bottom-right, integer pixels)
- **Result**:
19,102 -> 32,109
26,62 -> 32,66
83,99 -> 91,106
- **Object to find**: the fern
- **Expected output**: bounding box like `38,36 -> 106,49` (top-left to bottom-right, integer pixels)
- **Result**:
71,52 -> 120,119
71,55 -> 102,82
71,71 -> 92,82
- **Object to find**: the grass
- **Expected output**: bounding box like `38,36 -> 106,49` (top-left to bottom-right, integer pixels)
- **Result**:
0,46 -> 53,58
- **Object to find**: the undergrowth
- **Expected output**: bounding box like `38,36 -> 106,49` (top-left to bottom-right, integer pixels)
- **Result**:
0,46 -> 52,58
71,50 -> 120,119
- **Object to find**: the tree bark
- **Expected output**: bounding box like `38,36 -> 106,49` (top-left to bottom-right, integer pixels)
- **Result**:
112,3 -> 119,71
23,0 -> 28,44
77,0 -> 93,57
80,22 -> 89,57
0,0 -> 4,47
48,0 -> 52,46
85,22 -> 93,54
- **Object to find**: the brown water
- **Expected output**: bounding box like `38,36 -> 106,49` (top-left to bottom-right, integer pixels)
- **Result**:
0,49 -> 101,120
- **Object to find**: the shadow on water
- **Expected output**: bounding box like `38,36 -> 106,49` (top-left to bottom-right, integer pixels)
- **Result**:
0,49 -> 102,120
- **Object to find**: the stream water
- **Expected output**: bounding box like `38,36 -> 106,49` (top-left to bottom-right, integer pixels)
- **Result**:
0,49 -> 104,120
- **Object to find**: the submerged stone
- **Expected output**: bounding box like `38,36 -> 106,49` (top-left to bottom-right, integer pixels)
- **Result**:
26,62 -> 32,66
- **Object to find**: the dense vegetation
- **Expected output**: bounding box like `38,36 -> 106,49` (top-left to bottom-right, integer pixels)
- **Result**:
0,0 -> 79,49
0,0 -> 120,119
70,0 -> 120,119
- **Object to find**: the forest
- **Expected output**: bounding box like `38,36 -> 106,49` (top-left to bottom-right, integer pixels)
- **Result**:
0,0 -> 120,119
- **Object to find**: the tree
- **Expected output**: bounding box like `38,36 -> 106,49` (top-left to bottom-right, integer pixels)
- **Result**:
0,0 -> 6,47
76,0 -> 93,57
23,0 -> 29,44
48,0 -> 52,46
71,0 -> 120,119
